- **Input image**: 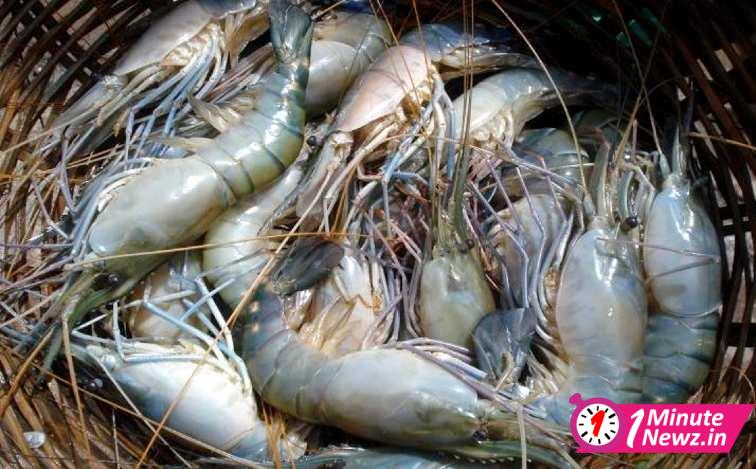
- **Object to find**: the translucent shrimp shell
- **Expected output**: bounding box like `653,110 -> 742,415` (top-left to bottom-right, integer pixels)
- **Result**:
334,45 -> 432,133
306,11 -> 391,116
82,342 -> 302,461
643,175 -> 721,316
114,0 -> 264,76
551,221 -> 646,423
203,164 -> 304,308
419,250 -> 495,348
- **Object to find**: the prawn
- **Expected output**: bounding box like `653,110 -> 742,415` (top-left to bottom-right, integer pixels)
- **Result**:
642,119 -> 722,403
240,238 -> 569,466
73,340 -> 306,462
49,0 -> 269,157
295,23 -> 531,229
539,137 -> 647,425
38,0 -> 314,373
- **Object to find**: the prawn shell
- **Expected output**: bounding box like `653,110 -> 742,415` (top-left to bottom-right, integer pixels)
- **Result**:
418,251 -> 495,348
314,11 -> 391,61
334,45 -> 431,133
643,181 -> 721,316
91,6 -> 311,268
306,41 -> 361,117
556,227 -> 647,397
88,158 -> 234,265
203,164 -> 304,308
87,343 -> 277,459
306,12 -> 389,116
298,253 -> 384,355
515,128 -> 589,189
642,312 -> 718,403
451,69 -> 553,144
113,1 -> 216,76
452,69 -> 615,145
320,349 -> 484,445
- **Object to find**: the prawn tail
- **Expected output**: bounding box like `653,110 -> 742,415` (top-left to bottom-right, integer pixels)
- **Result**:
269,0 -> 314,64
451,440 -> 571,467
274,237 -> 344,295
642,311 -> 718,403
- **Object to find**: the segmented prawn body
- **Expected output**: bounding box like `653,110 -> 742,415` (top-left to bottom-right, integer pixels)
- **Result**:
451,68 -> 617,150
305,10 -> 392,117
541,142 -> 647,425
42,0 -> 314,369
512,128 -> 590,193
240,240 -> 567,466
74,341 -> 305,461
642,128 -> 722,403
88,4 -> 311,270
203,162 -> 305,309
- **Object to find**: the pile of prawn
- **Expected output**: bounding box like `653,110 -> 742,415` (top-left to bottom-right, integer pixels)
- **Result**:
0,0 -> 723,467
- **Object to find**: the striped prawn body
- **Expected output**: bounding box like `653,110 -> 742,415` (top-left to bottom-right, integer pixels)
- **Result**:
87,1 -> 313,278
38,1 -> 314,372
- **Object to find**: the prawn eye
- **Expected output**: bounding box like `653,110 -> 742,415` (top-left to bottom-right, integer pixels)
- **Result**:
86,378 -> 103,391
306,135 -> 320,147
621,216 -> 639,231
92,273 -> 121,291
472,429 -> 488,441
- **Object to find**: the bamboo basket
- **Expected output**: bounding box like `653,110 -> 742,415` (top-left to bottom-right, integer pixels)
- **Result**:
0,0 -> 753,467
